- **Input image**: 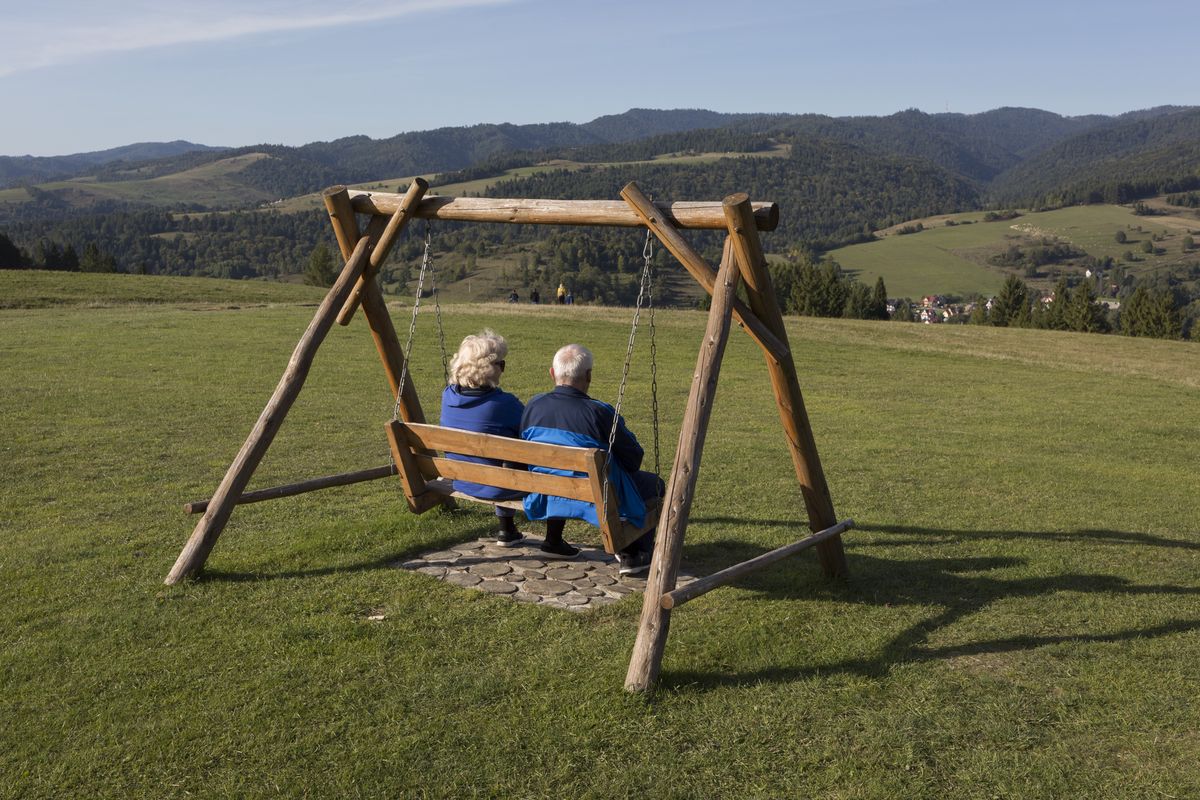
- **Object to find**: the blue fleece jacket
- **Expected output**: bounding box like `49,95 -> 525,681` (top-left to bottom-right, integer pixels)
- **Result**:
519,385 -> 647,527
439,385 -> 525,500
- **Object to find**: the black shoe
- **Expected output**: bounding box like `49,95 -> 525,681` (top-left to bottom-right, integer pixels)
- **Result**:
618,550 -> 652,577
540,539 -> 580,559
495,529 -> 524,547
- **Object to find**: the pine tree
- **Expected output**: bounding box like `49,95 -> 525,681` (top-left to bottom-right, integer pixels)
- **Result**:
1046,278 -> 1070,330
303,243 -> 337,287
1064,280 -> 1108,333
868,276 -> 889,320
80,242 -> 117,273
843,282 -> 872,319
0,232 -> 25,269
990,275 -> 1029,327
1119,286 -> 1151,336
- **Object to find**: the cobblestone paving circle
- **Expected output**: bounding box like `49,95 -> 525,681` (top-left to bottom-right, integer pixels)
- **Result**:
395,533 -> 695,612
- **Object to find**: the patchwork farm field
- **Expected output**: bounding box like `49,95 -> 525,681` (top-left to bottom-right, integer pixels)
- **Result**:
2,272 -> 1199,798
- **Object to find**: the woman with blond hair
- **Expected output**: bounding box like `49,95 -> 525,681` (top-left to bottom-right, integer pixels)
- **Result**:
439,330 -> 527,546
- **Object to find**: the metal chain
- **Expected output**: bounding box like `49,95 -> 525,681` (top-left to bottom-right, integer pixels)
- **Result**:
392,224 -> 435,422
425,222 -> 450,385
645,233 -> 660,477
601,228 -> 657,523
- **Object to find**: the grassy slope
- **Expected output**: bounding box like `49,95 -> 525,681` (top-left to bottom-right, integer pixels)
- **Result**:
2,277 -> 1199,798
830,204 -> 1200,299
0,153 -> 276,209
0,271 -> 326,309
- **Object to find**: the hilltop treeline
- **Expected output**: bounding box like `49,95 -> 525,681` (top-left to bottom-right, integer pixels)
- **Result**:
4,105 -> 1200,309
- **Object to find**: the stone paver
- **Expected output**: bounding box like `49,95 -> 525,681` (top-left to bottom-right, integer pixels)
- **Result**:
396,534 -> 694,612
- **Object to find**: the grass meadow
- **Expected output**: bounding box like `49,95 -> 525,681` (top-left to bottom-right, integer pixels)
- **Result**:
829,203 -> 1200,299
2,272 -> 1199,798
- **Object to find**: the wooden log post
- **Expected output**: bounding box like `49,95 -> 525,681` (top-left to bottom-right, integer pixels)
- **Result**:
625,235 -> 741,693
184,464 -> 397,514
164,237 -> 372,585
619,182 -> 790,364
337,178 -> 428,326
322,187 -> 426,424
723,195 -> 848,578
660,519 -> 855,610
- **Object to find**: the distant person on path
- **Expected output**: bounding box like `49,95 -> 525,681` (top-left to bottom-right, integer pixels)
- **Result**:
530,288 -> 540,304
507,289 -> 519,303
557,282 -> 567,304
566,291 -> 574,305
519,344 -> 663,572
439,330 -> 527,547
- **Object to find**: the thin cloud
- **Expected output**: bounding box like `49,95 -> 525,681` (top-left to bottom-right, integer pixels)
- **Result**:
0,0 -> 513,78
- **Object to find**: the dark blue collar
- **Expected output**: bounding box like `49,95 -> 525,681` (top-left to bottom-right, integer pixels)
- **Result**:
552,384 -> 590,400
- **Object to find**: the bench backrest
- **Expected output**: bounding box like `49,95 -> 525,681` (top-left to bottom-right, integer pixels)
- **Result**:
385,420 -> 640,552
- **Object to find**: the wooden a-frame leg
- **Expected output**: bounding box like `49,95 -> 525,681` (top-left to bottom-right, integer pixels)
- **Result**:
724,196 -> 848,577
164,237 -> 373,585
625,235 -> 741,693
322,186 -> 427,424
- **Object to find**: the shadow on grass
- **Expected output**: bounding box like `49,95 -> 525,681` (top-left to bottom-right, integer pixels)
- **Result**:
662,521 -> 1200,693
690,517 -> 1200,551
194,519 -> 499,583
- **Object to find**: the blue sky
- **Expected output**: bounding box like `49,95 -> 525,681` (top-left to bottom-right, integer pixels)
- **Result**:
1,0 -> 1196,157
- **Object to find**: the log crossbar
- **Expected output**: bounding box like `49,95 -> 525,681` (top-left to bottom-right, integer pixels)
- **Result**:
345,191 -> 779,231
184,464 -> 397,515
660,519 -> 855,610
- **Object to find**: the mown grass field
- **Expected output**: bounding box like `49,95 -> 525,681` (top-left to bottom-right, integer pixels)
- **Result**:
3,272 -> 1199,798
830,203 -> 1200,299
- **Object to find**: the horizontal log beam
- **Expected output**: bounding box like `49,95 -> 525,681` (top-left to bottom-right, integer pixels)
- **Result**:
659,519 -> 855,610
183,465 -> 398,514
341,189 -> 779,232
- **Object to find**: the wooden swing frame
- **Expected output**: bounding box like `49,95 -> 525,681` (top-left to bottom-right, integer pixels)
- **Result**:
166,178 -> 852,692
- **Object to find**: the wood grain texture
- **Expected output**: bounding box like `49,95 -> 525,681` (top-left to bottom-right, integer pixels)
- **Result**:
345,191 -> 779,231
625,235 -> 740,692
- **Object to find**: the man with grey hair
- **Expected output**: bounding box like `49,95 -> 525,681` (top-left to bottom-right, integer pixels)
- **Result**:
519,344 -> 661,574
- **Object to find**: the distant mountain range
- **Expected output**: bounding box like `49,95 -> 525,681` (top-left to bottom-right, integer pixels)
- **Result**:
0,141 -> 228,188
3,105 -> 1196,203
3,105 -> 1199,283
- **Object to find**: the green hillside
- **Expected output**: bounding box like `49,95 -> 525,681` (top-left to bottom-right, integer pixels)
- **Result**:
3,275 -> 1200,796
829,203 -> 1200,299
0,152 -> 276,210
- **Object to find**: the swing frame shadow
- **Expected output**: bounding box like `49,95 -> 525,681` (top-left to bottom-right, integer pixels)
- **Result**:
165,180 -> 850,692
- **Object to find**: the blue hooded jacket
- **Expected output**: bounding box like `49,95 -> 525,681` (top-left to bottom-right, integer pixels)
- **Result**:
519,385 -> 647,527
439,385 -> 525,500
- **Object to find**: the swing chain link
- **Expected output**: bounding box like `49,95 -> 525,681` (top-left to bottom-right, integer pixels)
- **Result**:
601,228 -> 658,523
392,222 -> 435,422
425,222 -> 450,385
645,233 -> 660,477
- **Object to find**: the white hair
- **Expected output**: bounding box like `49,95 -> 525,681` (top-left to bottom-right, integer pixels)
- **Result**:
448,330 -> 507,389
552,344 -> 593,383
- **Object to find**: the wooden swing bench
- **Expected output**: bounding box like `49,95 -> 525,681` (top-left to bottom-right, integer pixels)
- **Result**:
385,420 -> 659,554
167,180 -> 853,692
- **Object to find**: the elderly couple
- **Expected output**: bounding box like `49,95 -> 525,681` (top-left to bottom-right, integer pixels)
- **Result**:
440,330 -> 661,576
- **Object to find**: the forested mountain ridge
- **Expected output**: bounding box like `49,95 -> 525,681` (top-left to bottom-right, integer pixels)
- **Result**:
5,105 -> 1190,198
0,141 -> 226,188
987,107 -> 1200,205
3,105 -> 1199,310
